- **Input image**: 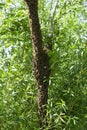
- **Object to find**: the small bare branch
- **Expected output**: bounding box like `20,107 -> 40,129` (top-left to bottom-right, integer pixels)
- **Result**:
50,0 -> 59,36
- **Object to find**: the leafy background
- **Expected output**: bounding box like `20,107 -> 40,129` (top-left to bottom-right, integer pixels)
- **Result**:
0,0 -> 87,129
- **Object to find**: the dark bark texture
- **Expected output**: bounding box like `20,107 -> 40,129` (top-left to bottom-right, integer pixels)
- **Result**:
24,0 -> 51,129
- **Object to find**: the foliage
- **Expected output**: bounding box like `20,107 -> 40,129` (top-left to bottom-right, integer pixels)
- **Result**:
0,0 -> 87,129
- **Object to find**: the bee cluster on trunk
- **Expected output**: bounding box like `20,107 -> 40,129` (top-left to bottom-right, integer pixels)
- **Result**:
33,45 -> 51,89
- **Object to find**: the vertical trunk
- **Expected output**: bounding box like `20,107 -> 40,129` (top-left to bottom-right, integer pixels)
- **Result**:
24,0 -> 50,129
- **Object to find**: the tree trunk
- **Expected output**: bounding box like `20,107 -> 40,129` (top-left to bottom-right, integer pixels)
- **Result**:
24,0 -> 50,129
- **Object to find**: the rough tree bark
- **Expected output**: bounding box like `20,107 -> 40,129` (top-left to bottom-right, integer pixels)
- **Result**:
24,0 -> 51,129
